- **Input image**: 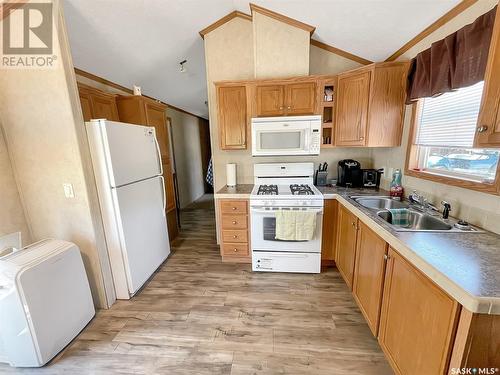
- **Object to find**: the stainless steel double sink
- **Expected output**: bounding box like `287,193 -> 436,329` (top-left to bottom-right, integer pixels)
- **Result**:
350,196 -> 478,232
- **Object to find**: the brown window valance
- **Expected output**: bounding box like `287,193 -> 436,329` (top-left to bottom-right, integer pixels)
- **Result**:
406,6 -> 497,104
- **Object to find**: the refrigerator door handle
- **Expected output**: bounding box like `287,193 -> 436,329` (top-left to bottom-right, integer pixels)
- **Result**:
154,133 -> 163,176
159,176 -> 166,216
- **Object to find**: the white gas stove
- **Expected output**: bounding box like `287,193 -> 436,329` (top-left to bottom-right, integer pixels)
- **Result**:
250,163 -> 324,274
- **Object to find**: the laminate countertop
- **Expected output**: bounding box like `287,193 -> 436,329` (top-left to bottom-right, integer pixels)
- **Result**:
317,185 -> 500,315
215,184 -> 254,198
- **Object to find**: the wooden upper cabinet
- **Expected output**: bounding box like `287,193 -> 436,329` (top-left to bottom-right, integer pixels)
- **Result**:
115,96 -> 169,159
255,82 -> 316,117
217,85 -> 247,150
285,82 -> 316,115
78,91 -> 93,122
145,101 -> 169,160
77,83 -> 119,122
335,62 -> 407,147
336,71 -> 371,146
335,204 -> 359,289
256,85 -> 285,116
475,4 -> 500,148
367,64 -> 408,147
352,221 -> 388,336
379,247 -> 459,375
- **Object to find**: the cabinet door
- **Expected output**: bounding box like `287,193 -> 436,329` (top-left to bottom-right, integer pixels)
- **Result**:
321,199 -> 338,261
352,221 -> 388,336
336,71 -> 371,146
163,160 -> 176,213
335,204 -> 358,289
218,86 -> 247,150
79,92 -> 93,122
91,94 -> 120,122
475,5 -> 500,147
145,102 -> 169,161
256,85 -> 285,117
285,82 -> 316,115
379,248 -> 459,375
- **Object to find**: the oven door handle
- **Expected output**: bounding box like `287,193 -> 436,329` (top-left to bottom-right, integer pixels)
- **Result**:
250,208 -> 323,215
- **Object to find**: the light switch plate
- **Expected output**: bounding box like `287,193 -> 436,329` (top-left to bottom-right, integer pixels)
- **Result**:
63,183 -> 75,198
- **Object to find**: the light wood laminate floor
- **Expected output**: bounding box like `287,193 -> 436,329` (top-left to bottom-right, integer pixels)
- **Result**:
1,195 -> 392,374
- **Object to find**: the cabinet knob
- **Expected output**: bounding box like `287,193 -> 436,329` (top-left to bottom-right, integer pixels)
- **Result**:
359,137 -> 364,141
233,235 -> 238,239
477,125 -> 488,133
232,221 -> 237,224
232,207 -> 237,210
287,106 -> 291,109
233,248 -> 238,252
279,106 -> 284,110
384,254 -> 391,260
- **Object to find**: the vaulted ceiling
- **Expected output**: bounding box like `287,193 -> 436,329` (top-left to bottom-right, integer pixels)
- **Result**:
63,0 -> 461,118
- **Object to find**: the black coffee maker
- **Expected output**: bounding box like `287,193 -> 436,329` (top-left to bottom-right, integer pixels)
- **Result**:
337,159 -> 362,187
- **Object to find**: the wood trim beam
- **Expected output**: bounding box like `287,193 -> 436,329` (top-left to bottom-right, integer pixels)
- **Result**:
199,11 -> 252,39
310,39 -> 373,65
74,68 -> 207,120
249,3 -> 316,35
75,67 -> 133,94
0,0 -> 25,21
385,0 -> 479,61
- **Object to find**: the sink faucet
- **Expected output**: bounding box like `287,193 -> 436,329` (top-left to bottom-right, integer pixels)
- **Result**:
409,190 -> 452,219
408,190 -> 426,206
441,201 -> 451,219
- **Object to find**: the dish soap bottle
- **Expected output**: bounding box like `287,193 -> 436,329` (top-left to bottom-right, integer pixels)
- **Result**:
390,169 -> 404,201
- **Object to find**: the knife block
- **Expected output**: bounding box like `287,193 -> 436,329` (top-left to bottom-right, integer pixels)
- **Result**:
316,171 -> 328,186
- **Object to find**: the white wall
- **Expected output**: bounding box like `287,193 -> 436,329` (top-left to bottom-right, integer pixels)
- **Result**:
253,11 -> 310,78
0,129 -> 32,245
309,44 -> 364,75
168,108 -> 205,208
372,0 -> 500,234
0,1 -> 111,307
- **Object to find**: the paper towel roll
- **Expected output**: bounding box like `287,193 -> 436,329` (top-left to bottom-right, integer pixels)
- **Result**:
226,163 -> 236,187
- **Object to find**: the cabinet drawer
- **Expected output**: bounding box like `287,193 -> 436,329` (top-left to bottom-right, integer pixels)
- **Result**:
220,200 -> 248,214
222,229 -> 248,243
221,242 -> 249,256
221,215 -> 248,229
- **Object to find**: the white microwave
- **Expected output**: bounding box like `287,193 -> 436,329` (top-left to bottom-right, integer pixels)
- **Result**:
251,115 -> 321,156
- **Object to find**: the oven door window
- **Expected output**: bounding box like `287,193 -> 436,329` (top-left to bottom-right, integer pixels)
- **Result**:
259,131 -> 303,150
262,217 -> 306,242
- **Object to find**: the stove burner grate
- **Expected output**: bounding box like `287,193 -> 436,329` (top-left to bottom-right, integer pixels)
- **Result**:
290,184 -> 315,195
257,184 -> 278,195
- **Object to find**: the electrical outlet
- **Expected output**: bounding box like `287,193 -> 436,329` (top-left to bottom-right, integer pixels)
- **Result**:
63,183 -> 75,198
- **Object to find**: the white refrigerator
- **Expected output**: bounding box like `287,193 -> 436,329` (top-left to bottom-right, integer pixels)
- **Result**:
86,120 -> 170,299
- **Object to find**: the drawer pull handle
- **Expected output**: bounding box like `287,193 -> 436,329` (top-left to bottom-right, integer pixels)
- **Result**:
233,235 -> 238,238
477,125 -> 488,133
232,207 -> 237,210
233,248 -> 238,252
232,221 -> 237,224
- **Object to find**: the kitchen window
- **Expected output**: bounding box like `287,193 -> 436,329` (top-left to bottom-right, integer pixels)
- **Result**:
406,81 -> 500,193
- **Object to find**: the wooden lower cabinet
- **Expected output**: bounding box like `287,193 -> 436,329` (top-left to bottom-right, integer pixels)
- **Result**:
352,221 -> 388,336
218,199 -> 250,263
321,199 -> 338,263
378,247 -> 459,375
335,203 -> 358,288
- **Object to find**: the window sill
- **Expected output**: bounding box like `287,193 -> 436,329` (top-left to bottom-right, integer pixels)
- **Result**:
405,169 -> 500,196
